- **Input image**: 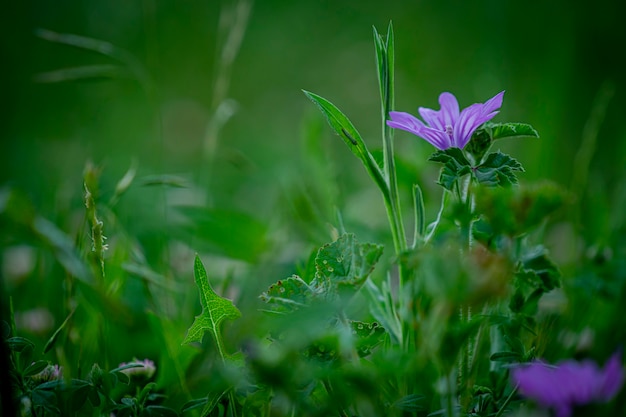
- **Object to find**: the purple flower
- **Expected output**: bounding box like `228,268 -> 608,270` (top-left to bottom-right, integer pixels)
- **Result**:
119,358 -> 156,379
387,91 -> 504,150
511,352 -> 624,417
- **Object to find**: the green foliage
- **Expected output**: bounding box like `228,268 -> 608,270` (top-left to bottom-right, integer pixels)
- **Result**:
474,151 -> 525,187
3,16 -> 625,417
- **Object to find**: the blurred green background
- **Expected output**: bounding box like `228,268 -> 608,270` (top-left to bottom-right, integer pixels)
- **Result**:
2,0 -> 626,405
4,0 -> 626,218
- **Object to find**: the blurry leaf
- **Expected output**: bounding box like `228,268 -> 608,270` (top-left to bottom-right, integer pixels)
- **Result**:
181,397 -> 208,414
33,217 -> 92,284
303,90 -> 387,193
392,393 -> 425,412
260,275 -> 316,314
519,250 -> 561,291
23,360 -> 50,377
182,255 -> 241,358
88,386 -> 101,407
474,152 -> 524,187
200,391 -> 228,417
146,313 -> 197,393
31,387 -> 59,413
313,233 -> 384,291
123,262 -> 184,292
139,174 -> 189,188
109,160 -> 137,205
428,148 -> 472,190
365,278 -> 402,344
475,182 -> 568,237
7,336 -> 34,353
138,382 -> 157,406
351,320 -> 386,357
174,206 -> 267,263
43,308 -> 75,354
34,65 -> 131,83
35,28 -> 150,89
489,351 -> 522,362
145,406 -> 179,417
412,184 -> 426,247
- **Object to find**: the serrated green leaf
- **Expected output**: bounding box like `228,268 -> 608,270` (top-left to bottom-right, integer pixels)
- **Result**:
428,148 -> 472,190
182,255 -> 241,359
351,320 -> 386,357
303,91 -> 387,193
475,151 -> 524,187
260,275 -> 316,313
490,122 -> 539,140
314,233 -> 383,291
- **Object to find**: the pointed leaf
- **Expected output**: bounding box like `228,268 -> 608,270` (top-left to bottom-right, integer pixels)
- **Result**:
428,147 -> 472,190
182,255 -> 241,356
303,91 -> 387,192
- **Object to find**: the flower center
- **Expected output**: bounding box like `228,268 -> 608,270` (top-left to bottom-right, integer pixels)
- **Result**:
445,125 -> 453,137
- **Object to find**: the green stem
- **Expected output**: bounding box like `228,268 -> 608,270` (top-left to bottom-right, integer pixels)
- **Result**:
494,384 -> 518,417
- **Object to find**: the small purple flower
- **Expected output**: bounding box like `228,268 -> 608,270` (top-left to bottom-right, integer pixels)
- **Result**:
119,358 -> 156,379
511,352 -> 624,417
387,91 -> 504,150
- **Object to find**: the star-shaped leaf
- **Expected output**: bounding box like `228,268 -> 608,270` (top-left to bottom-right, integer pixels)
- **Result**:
428,147 -> 472,191
474,151 -> 524,187
182,255 -> 241,358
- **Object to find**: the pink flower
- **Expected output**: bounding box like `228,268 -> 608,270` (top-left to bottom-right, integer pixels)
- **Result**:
387,91 -> 504,150
511,352 -> 624,417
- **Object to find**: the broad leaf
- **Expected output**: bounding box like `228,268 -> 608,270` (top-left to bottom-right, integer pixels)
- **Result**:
182,255 -> 241,359
474,151 -> 524,187
351,320 -> 386,357
259,275 -> 316,314
519,250 -> 561,291
314,233 -> 383,291
428,147 -> 472,190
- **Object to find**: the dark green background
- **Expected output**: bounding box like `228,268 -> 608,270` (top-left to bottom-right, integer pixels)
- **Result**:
3,0 -> 626,245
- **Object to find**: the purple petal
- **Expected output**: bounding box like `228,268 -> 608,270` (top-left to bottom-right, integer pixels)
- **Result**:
388,112 -> 449,149
599,351 -> 624,401
387,111 -> 426,136
418,107 -> 445,130
417,93 -> 459,131
438,92 -> 460,128
453,91 -> 505,148
482,90 -> 505,115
